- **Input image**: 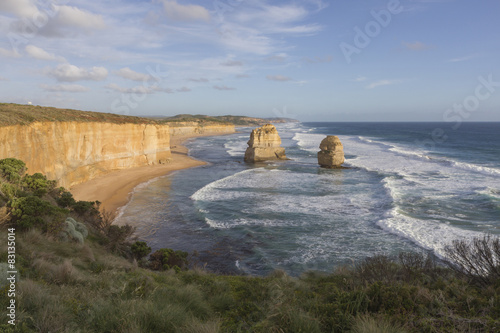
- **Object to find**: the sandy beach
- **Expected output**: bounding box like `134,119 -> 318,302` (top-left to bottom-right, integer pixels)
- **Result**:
70,132 -> 231,216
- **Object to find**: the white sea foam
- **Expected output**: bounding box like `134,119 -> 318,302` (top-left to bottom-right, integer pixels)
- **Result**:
292,131 -> 500,260
224,136 -> 248,157
292,132 -> 325,153
190,168 -> 262,202
377,208 -> 484,259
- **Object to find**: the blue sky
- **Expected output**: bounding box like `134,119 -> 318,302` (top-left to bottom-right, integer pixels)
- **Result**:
1,0 -> 499,121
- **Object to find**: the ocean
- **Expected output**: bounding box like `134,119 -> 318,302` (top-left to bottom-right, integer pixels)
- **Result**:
115,122 -> 500,276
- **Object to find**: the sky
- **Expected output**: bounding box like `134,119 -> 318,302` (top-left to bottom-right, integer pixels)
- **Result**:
0,0 -> 499,122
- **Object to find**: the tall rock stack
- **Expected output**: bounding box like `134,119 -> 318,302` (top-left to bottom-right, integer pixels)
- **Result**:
244,124 -> 287,162
317,136 -> 345,168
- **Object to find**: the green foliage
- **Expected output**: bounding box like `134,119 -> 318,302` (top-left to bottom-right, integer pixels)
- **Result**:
73,200 -> 99,215
54,188 -> 76,208
105,224 -> 135,251
9,196 -> 66,231
0,181 -> 19,201
131,241 -> 152,260
22,173 -> 55,197
149,248 -> 189,272
0,103 -> 160,126
0,158 -> 26,182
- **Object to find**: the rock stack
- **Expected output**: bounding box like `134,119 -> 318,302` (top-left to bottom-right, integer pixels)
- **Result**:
317,136 -> 345,168
244,124 -> 287,162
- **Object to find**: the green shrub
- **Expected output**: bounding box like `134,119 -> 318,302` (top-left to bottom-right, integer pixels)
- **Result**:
0,181 -> 19,200
55,188 -> 76,208
22,173 -> 55,197
149,248 -> 189,272
9,196 -> 66,230
73,200 -> 98,215
131,241 -> 152,260
0,158 -> 26,182
59,217 -> 88,244
106,224 -> 135,251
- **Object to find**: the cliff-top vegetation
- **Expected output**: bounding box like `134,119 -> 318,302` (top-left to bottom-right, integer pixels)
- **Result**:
0,103 -> 161,126
1,158 -> 500,332
158,114 -> 296,126
0,103 -> 291,127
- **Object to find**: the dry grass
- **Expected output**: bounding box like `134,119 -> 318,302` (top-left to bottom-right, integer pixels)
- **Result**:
0,103 -> 158,126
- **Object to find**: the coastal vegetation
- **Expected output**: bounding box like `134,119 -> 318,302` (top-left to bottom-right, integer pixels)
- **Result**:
0,103 -> 159,126
1,158 -> 500,332
0,103 -> 292,127
158,114 -> 296,126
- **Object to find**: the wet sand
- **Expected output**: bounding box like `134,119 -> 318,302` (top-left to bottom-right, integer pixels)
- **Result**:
70,132 -> 230,216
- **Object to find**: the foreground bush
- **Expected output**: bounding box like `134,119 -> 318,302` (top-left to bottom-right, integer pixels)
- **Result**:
445,234 -> 500,286
149,248 -> 189,272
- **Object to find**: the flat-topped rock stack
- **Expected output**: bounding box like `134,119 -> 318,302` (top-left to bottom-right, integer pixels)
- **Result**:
244,124 -> 287,163
318,135 -> 345,168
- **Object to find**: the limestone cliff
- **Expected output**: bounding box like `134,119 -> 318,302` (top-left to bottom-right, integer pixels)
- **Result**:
168,122 -> 235,137
317,136 -> 345,168
244,124 -> 287,162
0,122 -> 171,188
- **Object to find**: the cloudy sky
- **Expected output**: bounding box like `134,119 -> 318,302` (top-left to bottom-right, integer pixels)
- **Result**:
1,0 -> 499,121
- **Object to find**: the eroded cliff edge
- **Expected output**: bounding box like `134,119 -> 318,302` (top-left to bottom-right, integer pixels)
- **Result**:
0,122 -> 172,188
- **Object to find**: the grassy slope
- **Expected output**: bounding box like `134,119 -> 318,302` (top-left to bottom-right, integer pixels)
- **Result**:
0,103 -> 286,127
1,227 -> 500,333
0,103 -> 159,126
0,162 -> 499,332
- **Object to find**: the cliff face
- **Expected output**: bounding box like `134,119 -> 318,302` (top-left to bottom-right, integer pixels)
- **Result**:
244,124 -> 287,162
168,122 -> 235,137
0,122 -> 171,188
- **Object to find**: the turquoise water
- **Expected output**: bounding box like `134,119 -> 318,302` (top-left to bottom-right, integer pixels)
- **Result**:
116,122 -> 500,276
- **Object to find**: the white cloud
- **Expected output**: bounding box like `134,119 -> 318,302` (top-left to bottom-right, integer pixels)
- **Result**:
352,76 -> 367,82
25,45 -> 66,62
303,55 -> 333,64
366,80 -> 401,89
0,76 -> 9,81
177,87 -> 191,92
47,64 -> 108,82
220,60 -> 243,67
236,74 -> 250,79
267,75 -> 292,82
40,84 -> 89,92
188,78 -> 209,83
403,41 -> 430,51
0,0 -> 39,17
160,0 -> 210,22
448,54 -> 479,62
213,85 -> 235,91
115,67 -> 152,81
0,47 -> 20,58
106,83 -> 173,94
54,5 -> 106,31
233,4 -> 322,35
265,54 -> 288,63
236,4 -> 308,25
